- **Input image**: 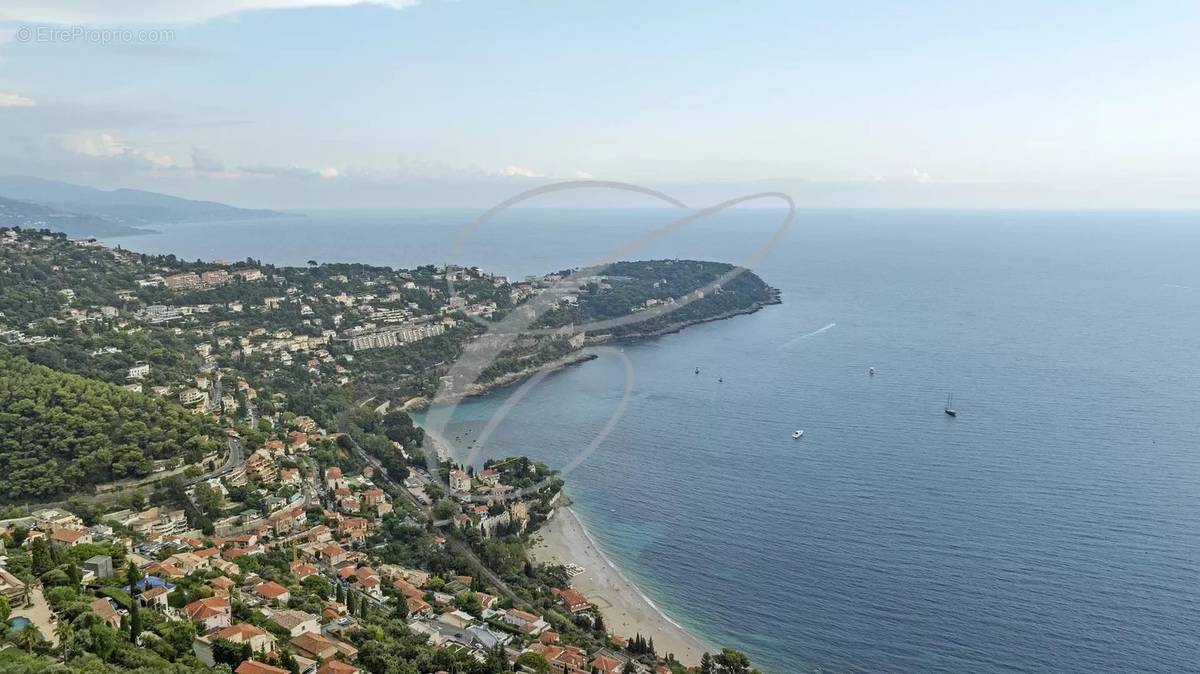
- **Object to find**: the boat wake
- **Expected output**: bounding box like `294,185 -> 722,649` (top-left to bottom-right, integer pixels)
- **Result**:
780,322 -> 836,348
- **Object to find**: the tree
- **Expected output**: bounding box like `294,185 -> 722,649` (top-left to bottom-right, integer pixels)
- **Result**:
483,644 -> 508,673
78,614 -> 123,661
391,598 -> 409,622
55,618 -> 74,660
194,482 -> 225,519
152,619 -> 197,660
593,611 -> 606,635
433,499 -> 459,521
700,653 -> 715,674
516,652 -> 551,674
38,568 -> 71,588
126,561 -> 142,643
300,575 -> 331,599
30,538 -> 53,577
9,623 -> 41,653
279,648 -> 300,674
212,637 -> 252,667
0,594 -> 9,623
336,583 -> 346,605
714,648 -> 753,674
65,562 -> 82,586
0,353 -> 221,499
453,590 -> 482,617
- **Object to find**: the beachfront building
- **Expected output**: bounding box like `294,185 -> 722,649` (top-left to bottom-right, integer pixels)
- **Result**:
503,608 -> 550,636
552,587 -> 591,614
449,469 -> 471,493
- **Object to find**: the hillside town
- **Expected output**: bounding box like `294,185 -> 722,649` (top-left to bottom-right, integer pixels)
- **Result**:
1,443 -> 689,674
1,228 -> 770,673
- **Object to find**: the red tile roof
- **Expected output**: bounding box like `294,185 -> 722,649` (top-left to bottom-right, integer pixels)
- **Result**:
317,661 -> 358,674
591,654 -> 623,674
235,661 -> 288,674
140,586 -> 168,599
184,596 -> 230,621
216,623 -> 270,642
254,581 -> 289,599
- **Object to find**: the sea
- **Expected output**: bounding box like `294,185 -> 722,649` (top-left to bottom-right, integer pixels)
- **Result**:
104,208 -> 1200,673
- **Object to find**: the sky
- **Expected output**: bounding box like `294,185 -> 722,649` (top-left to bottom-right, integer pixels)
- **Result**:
1,1 -> 1199,209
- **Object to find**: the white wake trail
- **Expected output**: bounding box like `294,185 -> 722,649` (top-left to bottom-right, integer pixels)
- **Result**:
780,322 -> 836,348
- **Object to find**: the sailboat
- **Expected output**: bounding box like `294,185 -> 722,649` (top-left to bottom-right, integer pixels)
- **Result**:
944,393 -> 958,417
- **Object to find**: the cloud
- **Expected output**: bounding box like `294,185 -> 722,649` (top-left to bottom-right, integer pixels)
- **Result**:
0,1 -> 420,26
911,167 -> 932,183
65,133 -> 124,157
62,132 -> 176,168
191,147 -> 225,172
0,92 -> 36,108
237,163 -> 324,179
501,165 -> 542,178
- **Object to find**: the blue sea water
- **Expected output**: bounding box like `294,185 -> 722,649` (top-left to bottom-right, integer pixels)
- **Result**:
106,208 -> 1200,673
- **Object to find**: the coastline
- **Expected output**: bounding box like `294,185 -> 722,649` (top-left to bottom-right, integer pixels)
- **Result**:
413,290 -> 778,667
584,291 -> 781,345
408,289 -> 780,408
406,351 -> 599,410
531,505 -> 714,666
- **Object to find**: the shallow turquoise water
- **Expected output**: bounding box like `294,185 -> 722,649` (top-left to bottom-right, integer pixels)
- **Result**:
112,209 -> 1200,673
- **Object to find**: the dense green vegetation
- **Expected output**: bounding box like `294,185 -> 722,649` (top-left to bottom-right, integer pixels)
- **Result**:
0,231 -> 139,326
0,351 -> 221,500
0,229 -> 778,674
537,259 -> 778,337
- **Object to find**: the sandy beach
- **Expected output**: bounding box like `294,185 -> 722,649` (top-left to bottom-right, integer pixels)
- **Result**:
531,506 -> 713,666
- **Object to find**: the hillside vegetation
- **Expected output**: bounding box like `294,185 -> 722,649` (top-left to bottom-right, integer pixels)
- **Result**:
0,351 -> 221,500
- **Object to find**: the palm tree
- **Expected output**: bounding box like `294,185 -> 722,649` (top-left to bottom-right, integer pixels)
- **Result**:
55,618 -> 74,660
10,624 -> 41,653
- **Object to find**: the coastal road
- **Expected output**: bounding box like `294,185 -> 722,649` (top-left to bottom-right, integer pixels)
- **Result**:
301,460 -> 321,509
334,418 -> 526,605
184,438 -> 244,486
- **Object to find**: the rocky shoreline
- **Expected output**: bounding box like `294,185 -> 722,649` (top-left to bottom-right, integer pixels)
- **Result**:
405,350 -> 599,410
407,287 -> 780,409
584,289 -> 781,345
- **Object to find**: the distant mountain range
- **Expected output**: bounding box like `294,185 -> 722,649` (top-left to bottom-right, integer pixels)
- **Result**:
0,176 -> 288,238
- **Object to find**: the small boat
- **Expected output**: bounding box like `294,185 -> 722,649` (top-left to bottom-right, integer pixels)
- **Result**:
944,393 -> 958,417
694,367 -> 700,375
792,429 -> 805,439
868,367 -> 876,376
